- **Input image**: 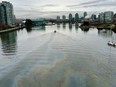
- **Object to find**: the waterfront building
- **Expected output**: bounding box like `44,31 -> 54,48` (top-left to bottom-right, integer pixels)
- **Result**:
114,14 -> 116,18
13,15 -> 16,24
75,13 -> 79,23
113,13 -> 116,24
31,18 -> 46,26
91,14 -> 96,21
0,1 -> 15,26
99,12 -> 105,23
69,13 -> 73,23
56,16 -> 61,23
84,12 -> 87,18
0,3 -> 7,25
104,11 -> 114,23
99,11 -> 114,24
62,15 -> 66,22
62,15 -> 66,20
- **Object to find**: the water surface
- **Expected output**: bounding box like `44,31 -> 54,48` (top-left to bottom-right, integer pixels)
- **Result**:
0,24 -> 116,87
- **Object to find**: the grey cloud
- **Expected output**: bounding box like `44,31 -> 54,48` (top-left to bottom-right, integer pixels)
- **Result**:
67,0 -> 108,7
78,0 -> 107,6
40,4 -> 59,7
67,0 -> 116,9
83,2 -> 116,8
81,0 -> 116,8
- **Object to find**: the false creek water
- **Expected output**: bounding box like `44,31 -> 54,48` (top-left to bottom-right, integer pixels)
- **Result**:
0,24 -> 116,87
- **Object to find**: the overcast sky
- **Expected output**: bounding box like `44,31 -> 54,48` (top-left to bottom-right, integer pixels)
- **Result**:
0,0 -> 116,18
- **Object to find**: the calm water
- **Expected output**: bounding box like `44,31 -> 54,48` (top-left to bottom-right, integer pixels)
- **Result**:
0,24 -> 116,87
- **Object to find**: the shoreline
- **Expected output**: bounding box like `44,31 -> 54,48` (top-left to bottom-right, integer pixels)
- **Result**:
0,26 -> 24,33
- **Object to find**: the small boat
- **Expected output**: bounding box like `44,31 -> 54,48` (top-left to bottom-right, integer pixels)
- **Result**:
54,30 -> 56,33
107,41 -> 116,47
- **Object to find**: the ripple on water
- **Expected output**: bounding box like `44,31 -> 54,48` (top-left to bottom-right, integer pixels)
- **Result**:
14,32 -> 115,87
0,27 -> 116,87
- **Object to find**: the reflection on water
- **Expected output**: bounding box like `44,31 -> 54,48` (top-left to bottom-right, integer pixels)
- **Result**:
98,29 -> 113,38
69,23 -> 72,31
80,26 -> 90,32
25,26 -> 32,33
41,26 -> 46,30
57,23 -> 78,31
26,26 -> 46,33
32,26 -> 46,31
62,23 -> 66,29
57,23 -> 60,29
0,31 -> 17,55
0,24 -> 116,87
75,23 -> 79,30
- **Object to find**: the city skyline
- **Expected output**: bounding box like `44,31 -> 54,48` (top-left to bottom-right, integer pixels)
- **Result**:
0,0 -> 116,18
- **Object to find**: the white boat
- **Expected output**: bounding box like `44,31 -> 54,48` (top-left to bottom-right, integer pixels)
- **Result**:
107,41 -> 116,47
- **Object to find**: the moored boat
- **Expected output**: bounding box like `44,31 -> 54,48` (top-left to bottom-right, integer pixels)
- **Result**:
107,41 -> 116,47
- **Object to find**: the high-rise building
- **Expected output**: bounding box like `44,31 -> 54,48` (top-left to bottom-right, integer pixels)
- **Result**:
113,13 -> 116,24
98,11 -> 114,24
0,3 -> 7,24
62,15 -> 66,20
91,14 -> 96,21
69,13 -> 73,23
99,12 -> 105,23
56,16 -> 60,23
75,13 -> 79,23
114,14 -> 116,18
0,1 -> 15,25
104,11 -> 114,23
84,12 -> 87,18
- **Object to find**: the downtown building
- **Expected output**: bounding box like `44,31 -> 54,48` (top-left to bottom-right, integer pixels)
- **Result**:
91,14 -> 96,22
0,1 -> 15,26
84,12 -> 87,18
99,11 -> 114,24
69,13 -> 75,23
104,11 -> 114,23
75,13 -> 79,23
56,16 -> 61,23
113,13 -> 116,24
98,12 -> 105,23
69,13 -> 73,23
62,15 -> 66,20
62,15 -> 66,22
